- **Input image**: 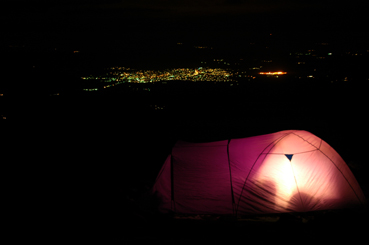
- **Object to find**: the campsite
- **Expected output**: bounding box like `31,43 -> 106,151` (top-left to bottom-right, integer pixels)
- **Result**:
21,79 -> 367,244
7,52 -> 366,244
3,1 -> 368,244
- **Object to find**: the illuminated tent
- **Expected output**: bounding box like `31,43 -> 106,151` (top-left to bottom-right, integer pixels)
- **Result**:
151,130 -> 366,215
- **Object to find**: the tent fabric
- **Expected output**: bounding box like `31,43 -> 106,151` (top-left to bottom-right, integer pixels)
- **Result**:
151,130 -> 366,215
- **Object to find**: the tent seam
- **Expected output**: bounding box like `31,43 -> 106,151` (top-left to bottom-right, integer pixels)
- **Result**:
291,132 -> 320,150
170,154 -> 176,212
227,139 -> 236,215
318,149 -> 363,205
260,149 -> 318,155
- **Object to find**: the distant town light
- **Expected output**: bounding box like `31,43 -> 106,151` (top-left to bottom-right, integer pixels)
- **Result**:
259,72 -> 287,75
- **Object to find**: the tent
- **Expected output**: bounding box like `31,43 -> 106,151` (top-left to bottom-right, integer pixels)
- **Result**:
151,130 -> 366,215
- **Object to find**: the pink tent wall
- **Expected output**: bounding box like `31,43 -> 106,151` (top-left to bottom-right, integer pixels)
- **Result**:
151,130 -> 366,214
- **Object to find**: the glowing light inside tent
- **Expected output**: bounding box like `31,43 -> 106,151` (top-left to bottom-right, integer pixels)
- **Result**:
254,154 -> 297,211
259,72 -> 287,75
254,152 -> 340,212
291,153 -> 340,207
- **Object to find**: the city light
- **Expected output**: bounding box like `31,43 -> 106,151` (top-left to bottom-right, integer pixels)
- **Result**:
104,67 -> 234,83
81,67 -> 238,91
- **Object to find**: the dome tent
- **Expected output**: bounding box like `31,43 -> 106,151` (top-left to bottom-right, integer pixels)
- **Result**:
151,130 -> 366,215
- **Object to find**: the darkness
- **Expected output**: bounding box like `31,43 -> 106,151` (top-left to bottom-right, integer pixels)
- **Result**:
2,0 -> 368,243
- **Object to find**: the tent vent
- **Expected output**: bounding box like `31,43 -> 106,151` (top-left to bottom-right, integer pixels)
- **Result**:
285,154 -> 293,161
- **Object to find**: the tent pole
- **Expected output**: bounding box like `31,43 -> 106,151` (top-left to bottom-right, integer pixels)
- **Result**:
227,139 -> 236,216
170,154 -> 176,212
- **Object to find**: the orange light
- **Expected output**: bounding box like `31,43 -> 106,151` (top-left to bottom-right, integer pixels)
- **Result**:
259,71 -> 287,75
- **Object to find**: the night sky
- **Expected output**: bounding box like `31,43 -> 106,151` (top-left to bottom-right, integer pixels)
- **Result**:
2,0 -> 368,71
3,1 -> 368,39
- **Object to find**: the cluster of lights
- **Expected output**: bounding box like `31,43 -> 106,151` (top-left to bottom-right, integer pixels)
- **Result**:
194,46 -> 212,49
83,88 -> 98,91
106,67 -> 235,83
81,67 -> 236,91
